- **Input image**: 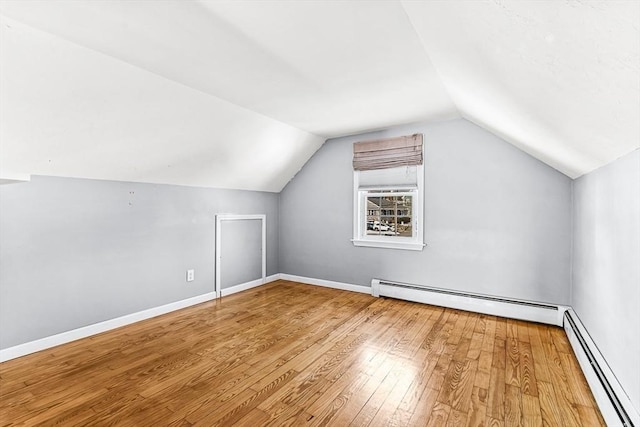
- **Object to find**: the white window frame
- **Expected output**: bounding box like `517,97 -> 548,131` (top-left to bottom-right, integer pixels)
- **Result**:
352,165 -> 424,251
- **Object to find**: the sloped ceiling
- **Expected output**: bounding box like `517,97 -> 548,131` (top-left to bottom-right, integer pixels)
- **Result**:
0,1 -> 638,191
403,0 -> 640,178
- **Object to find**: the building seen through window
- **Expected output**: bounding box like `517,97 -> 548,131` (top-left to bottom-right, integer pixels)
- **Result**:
365,193 -> 413,236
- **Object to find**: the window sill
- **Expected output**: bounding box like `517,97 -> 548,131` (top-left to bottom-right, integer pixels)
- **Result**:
352,239 -> 425,251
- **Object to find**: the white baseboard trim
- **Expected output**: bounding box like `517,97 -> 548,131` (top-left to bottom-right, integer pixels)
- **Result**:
280,274 -> 370,294
0,292 -> 216,363
220,274 -> 280,297
564,309 -> 639,427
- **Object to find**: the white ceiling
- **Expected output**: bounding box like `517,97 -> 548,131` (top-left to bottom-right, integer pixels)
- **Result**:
0,1 -> 638,191
403,0 -> 640,178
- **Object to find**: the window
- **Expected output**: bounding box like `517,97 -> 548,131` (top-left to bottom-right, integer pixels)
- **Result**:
352,134 -> 424,251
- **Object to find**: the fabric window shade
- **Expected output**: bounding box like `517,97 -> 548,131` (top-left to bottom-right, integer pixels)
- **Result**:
358,166 -> 417,188
353,134 -> 423,171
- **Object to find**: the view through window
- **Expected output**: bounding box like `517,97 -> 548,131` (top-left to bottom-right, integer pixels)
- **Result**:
365,192 -> 413,237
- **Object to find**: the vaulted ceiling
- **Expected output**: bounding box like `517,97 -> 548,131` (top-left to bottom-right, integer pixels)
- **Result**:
1,1 -> 638,191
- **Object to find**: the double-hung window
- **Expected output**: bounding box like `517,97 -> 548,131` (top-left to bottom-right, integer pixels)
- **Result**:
352,134 -> 425,251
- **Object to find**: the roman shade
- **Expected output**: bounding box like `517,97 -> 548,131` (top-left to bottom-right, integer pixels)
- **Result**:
358,166 -> 418,188
353,134 -> 423,171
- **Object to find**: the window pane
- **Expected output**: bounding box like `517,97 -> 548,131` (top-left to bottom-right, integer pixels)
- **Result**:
364,193 -> 413,238
366,196 -> 381,235
398,217 -> 412,236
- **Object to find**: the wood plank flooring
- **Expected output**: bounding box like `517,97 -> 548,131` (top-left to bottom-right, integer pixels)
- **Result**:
0,280 -> 604,426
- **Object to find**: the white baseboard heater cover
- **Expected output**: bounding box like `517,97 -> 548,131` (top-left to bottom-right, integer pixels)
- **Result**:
564,309 -> 638,427
371,279 -> 567,326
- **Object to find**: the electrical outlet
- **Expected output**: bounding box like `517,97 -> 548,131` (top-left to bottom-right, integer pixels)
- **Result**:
186,269 -> 195,282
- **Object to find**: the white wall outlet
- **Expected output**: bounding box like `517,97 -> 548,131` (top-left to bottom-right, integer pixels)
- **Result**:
186,269 -> 195,282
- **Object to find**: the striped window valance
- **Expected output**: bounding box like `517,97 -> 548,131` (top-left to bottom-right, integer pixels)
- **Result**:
353,134 -> 423,171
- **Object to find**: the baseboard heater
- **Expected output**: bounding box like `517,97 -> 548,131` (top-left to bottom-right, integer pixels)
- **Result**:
371,279 -> 567,326
564,309 -> 638,427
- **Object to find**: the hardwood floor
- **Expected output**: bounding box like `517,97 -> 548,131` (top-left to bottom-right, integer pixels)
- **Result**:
0,280 -> 604,426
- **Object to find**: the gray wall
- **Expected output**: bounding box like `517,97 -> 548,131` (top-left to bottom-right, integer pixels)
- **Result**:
220,219 -> 263,289
572,149 -> 640,413
279,119 -> 572,304
0,175 -> 279,349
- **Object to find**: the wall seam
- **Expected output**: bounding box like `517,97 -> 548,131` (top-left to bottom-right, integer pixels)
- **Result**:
569,178 -> 574,306
276,191 -> 281,275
